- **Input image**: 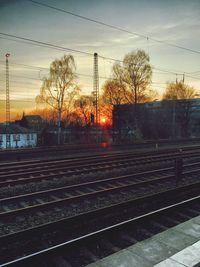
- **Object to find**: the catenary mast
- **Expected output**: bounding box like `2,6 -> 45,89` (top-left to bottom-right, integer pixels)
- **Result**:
5,53 -> 11,148
93,52 -> 99,124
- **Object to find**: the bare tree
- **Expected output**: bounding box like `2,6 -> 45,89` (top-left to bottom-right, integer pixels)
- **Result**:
101,79 -> 129,105
163,81 -> 197,100
113,49 -> 152,104
111,50 -> 152,136
74,95 -> 94,125
36,54 -> 79,144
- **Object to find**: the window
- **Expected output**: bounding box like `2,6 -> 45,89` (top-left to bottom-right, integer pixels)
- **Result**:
13,134 -> 20,141
0,135 -> 2,142
6,135 -> 10,142
27,134 -> 30,141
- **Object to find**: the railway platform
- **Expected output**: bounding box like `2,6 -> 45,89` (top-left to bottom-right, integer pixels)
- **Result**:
86,215 -> 200,267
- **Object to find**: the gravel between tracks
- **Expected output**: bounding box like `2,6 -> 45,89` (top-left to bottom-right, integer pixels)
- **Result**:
0,174 -> 198,236
0,161 -> 170,198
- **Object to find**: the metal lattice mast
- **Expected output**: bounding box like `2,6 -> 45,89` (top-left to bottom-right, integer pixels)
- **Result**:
93,53 -> 99,124
5,53 -> 11,148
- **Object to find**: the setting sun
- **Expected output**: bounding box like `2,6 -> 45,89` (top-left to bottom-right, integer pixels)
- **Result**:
100,116 -> 107,125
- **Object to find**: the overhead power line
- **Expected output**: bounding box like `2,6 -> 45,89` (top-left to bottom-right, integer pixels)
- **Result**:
0,73 -> 168,86
1,35 -> 198,82
28,0 -> 200,55
0,33 -> 187,76
0,69 -> 168,85
0,33 -> 93,56
0,74 -> 42,81
0,99 -> 35,102
0,59 -> 182,77
28,0 -> 146,39
0,57 -> 184,80
0,61 -> 111,80
0,79 -> 39,86
0,60 -> 47,71
184,74 -> 200,80
1,37 -> 198,78
0,33 -> 124,64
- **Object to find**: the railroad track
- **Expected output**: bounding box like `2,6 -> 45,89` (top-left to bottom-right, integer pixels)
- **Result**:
0,163 -> 174,221
0,138 -> 200,162
0,160 -> 200,232
1,184 -> 200,267
0,149 -> 176,175
1,147 -> 200,266
0,166 -> 174,219
1,145 -> 200,170
1,147 -> 200,188
0,151 -> 174,187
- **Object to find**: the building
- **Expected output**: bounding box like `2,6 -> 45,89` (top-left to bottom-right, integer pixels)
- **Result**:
113,98 -> 200,142
0,124 -> 37,149
19,114 -> 43,132
15,114 -> 45,145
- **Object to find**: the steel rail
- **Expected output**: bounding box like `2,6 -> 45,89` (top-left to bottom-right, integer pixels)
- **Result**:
0,169 -> 174,218
2,160 -> 199,206
1,144 -> 200,171
0,149 -> 177,174
0,166 -> 173,215
1,165 -> 200,222
0,152 -> 171,175
0,152 -> 199,189
0,153 -> 174,186
1,187 -> 200,267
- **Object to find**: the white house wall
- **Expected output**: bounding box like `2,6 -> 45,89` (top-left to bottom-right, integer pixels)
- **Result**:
0,133 -> 37,149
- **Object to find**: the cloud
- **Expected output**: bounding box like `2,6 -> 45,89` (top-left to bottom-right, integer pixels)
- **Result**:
0,0 -> 200,121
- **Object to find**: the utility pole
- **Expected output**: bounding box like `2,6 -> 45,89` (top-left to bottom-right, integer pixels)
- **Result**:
182,73 -> 185,84
93,53 -> 99,124
5,53 -> 11,148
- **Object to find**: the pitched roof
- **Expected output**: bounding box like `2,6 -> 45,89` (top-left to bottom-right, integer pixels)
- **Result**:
0,124 -> 36,134
24,115 -> 42,121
